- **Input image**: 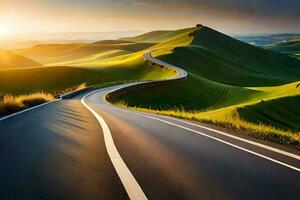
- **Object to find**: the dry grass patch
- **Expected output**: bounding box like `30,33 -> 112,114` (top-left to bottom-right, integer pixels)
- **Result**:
0,92 -> 54,117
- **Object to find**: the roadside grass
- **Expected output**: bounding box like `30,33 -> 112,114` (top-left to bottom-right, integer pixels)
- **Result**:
114,26 -> 300,146
115,101 -> 300,147
238,95 -> 300,132
3,26 -> 300,146
0,92 -> 54,117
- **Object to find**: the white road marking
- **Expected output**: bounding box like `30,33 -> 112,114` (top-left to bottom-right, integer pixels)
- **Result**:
121,109 -> 300,173
97,49 -> 300,173
157,115 -> 300,161
81,90 -> 148,200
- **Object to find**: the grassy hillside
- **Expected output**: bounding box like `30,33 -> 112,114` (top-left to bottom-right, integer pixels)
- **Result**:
119,26 -> 300,109
3,30 -> 193,96
190,27 -> 300,86
52,29 -> 195,67
3,25 -> 300,145
0,49 -> 41,70
115,26 -> 300,144
0,62 -> 175,96
121,28 -> 195,43
238,95 -> 300,132
15,42 -> 155,65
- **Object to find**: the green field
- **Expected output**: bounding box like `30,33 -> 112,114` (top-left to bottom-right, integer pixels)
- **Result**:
116,26 -> 300,144
238,95 -> 300,132
1,38 -> 179,95
14,42 -> 156,65
1,25 -> 300,145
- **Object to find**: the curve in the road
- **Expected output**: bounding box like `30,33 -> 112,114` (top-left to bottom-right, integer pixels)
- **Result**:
1,50 -> 300,199
105,51 -> 300,162
81,51 -> 300,198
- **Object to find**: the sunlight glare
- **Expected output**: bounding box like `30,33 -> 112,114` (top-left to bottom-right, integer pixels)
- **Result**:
0,25 -> 10,37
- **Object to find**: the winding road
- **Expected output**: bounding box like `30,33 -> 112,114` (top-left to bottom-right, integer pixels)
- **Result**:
0,52 -> 299,200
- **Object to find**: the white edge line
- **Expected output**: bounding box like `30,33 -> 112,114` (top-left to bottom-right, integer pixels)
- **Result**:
143,51 -> 300,160
115,107 -> 300,173
98,49 -> 300,173
103,92 -> 300,162
158,115 -> 300,161
0,98 -> 61,122
81,90 -> 148,200
142,51 -> 300,163
102,95 -> 300,172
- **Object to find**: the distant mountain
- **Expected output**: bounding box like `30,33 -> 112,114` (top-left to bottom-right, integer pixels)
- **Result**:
0,31 -> 142,49
267,41 -> 300,59
235,33 -> 300,46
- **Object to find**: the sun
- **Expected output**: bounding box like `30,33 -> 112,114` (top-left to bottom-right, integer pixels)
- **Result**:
0,25 -> 11,37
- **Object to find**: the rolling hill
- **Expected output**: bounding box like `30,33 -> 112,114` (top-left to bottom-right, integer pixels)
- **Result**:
115,26 -> 300,137
238,95 -> 300,132
0,49 -> 41,70
0,64 -> 175,95
14,42 -> 155,65
0,39 -> 176,95
121,28 -> 195,43
2,25 -> 300,144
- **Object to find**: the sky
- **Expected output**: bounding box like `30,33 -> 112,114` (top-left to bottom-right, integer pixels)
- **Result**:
0,0 -> 300,37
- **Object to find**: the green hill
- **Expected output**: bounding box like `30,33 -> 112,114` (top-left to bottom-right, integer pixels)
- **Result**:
238,95 -> 300,132
119,26 -> 300,109
0,49 -> 41,70
115,26 -> 300,140
15,42 -> 155,65
0,64 -> 175,95
0,38 -> 176,95
2,25 -> 300,145
121,28 -> 195,43
188,27 -> 300,86
3,32 -> 186,95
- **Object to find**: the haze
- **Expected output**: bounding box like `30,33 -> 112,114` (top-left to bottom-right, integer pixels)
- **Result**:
0,0 -> 299,38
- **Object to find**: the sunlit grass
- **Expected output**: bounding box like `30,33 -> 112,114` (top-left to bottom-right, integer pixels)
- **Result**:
0,92 -> 55,117
117,27 -> 300,145
75,82 -> 87,90
115,100 -> 300,146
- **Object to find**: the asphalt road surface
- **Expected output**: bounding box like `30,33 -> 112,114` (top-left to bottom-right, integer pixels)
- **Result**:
0,52 -> 299,199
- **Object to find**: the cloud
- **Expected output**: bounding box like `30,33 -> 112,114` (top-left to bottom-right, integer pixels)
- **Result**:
131,0 -> 300,18
1,0 -> 299,34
